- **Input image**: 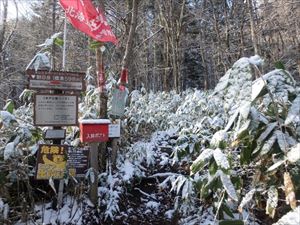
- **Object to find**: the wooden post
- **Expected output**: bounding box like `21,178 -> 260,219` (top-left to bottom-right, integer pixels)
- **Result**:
49,0 -> 65,210
111,137 -> 118,170
57,180 -> 64,207
96,46 -> 108,172
109,0 -> 139,170
89,142 -> 99,206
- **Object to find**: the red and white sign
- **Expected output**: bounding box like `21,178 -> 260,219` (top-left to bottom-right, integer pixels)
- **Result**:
26,70 -> 85,91
79,119 -> 110,142
109,119 -> 121,138
59,0 -> 117,45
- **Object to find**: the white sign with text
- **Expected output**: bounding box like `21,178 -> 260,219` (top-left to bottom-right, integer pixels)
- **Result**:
109,119 -> 121,138
34,94 -> 78,126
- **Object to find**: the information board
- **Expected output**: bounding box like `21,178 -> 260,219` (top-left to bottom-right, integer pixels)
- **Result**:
36,144 -> 67,180
67,146 -> 89,178
34,94 -> 78,126
26,69 -> 85,91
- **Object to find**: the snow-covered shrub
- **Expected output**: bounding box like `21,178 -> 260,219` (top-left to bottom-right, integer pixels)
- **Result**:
189,56 -> 300,222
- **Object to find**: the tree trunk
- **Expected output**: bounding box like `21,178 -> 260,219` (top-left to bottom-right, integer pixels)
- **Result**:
247,0 -> 259,55
51,0 -> 56,70
0,0 -> 8,53
121,0 -> 139,70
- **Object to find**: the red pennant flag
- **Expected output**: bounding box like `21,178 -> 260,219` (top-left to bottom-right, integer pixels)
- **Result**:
119,68 -> 128,91
59,0 -> 118,45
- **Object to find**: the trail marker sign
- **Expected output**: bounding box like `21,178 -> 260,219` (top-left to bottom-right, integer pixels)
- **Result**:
26,69 -> 85,91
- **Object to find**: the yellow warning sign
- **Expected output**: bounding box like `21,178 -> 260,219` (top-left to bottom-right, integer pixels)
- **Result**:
36,144 -> 67,180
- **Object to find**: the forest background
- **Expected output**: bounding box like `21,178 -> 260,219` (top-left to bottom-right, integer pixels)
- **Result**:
0,0 -> 299,108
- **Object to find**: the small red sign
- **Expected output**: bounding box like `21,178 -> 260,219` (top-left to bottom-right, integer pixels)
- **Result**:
79,119 -> 110,142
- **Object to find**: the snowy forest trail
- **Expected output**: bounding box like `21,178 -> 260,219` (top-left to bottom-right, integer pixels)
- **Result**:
2,56 -> 300,225
101,131 -> 184,225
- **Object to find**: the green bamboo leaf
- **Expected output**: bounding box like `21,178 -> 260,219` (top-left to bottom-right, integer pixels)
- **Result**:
240,145 -> 253,165
190,148 -> 214,174
221,204 -> 234,218
89,41 -> 102,49
3,100 -> 14,114
274,61 -> 285,70
54,37 -> 64,47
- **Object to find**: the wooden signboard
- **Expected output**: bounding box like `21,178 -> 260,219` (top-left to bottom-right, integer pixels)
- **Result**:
26,69 -> 85,91
34,94 -> 78,126
67,146 -> 89,178
36,144 -> 67,180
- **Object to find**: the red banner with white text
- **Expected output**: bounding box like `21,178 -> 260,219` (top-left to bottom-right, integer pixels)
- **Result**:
59,0 -> 117,45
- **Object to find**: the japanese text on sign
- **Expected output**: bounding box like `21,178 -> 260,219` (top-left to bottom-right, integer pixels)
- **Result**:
67,146 -> 89,178
26,69 -> 85,91
36,145 -> 67,180
34,94 -> 78,126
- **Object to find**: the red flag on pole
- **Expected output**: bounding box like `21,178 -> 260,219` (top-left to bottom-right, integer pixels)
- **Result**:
119,68 -> 128,91
59,0 -> 118,45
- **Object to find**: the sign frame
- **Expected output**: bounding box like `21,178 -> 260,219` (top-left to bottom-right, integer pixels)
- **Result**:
26,69 -> 85,92
34,94 -> 78,126
44,129 -> 66,140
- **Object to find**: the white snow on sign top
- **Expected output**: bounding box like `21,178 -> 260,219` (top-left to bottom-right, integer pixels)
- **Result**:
79,119 -> 111,124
